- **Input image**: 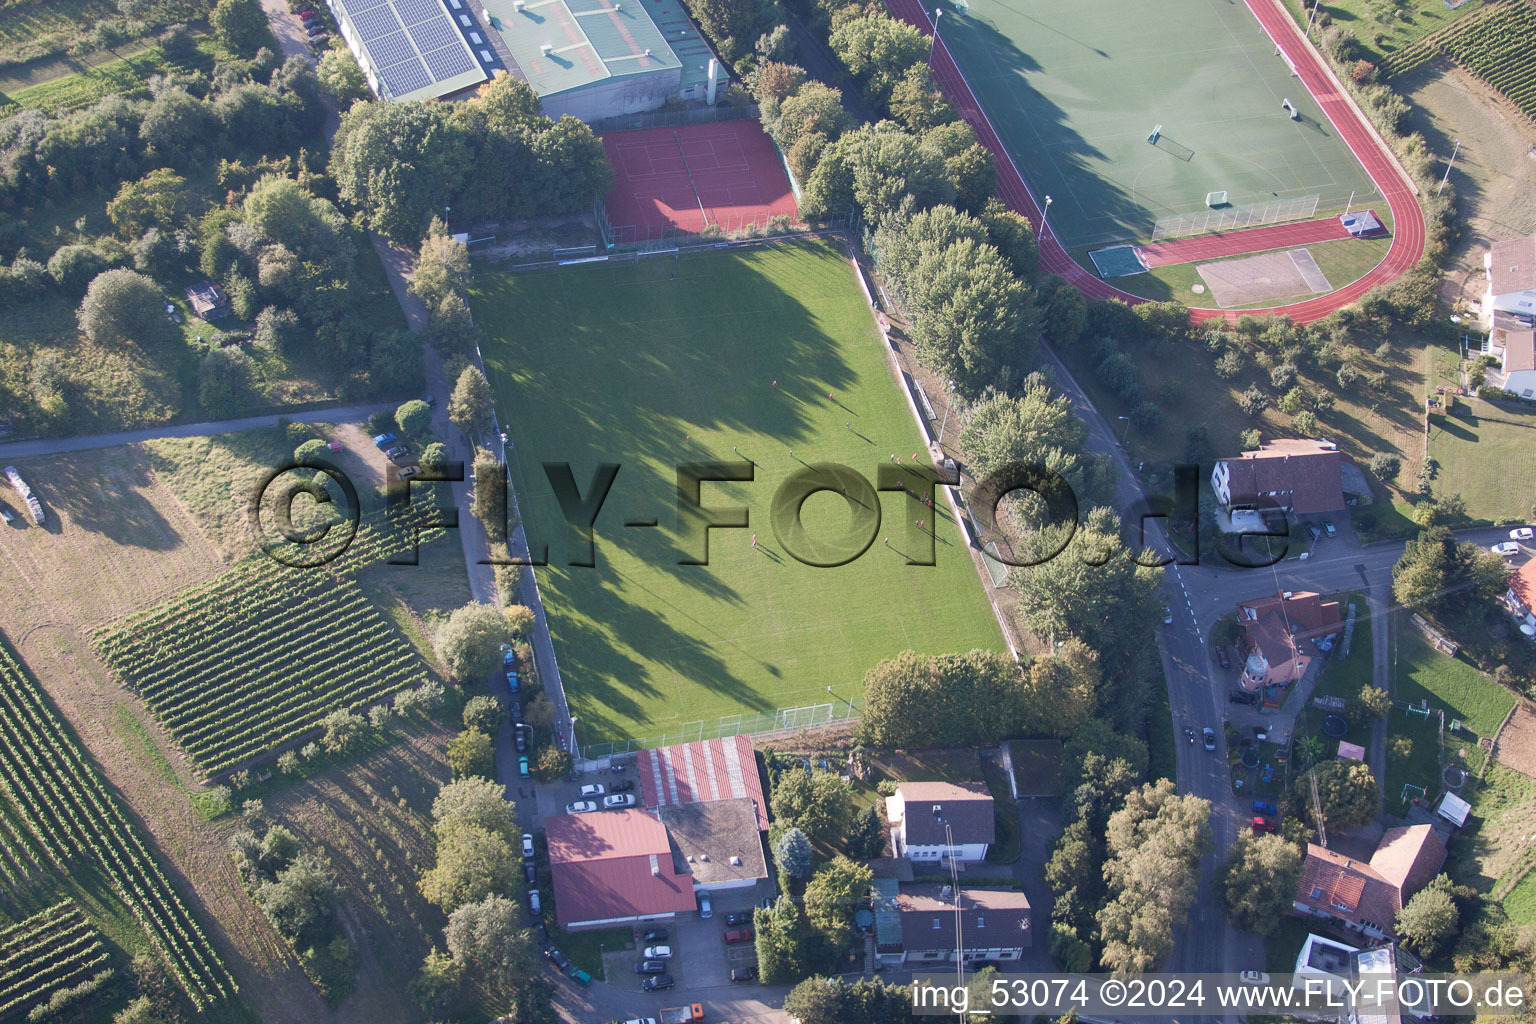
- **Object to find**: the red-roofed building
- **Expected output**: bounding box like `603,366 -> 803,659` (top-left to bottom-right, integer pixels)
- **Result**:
544,809 -> 698,930
1293,826 -> 1446,940
1234,590 -> 1343,695
1211,438 -> 1346,516
637,735 -> 768,832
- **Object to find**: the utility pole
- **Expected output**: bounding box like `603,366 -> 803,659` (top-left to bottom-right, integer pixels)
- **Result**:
1039,195 -> 1054,243
1306,0 -> 1320,39
928,7 -> 943,65
1438,138 -> 1461,195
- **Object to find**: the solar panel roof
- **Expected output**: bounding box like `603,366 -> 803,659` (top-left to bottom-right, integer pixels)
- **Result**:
335,0 -> 488,101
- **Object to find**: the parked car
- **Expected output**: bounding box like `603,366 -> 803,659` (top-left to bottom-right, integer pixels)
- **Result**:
524,861 -> 536,885
729,966 -> 756,983
384,445 -> 411,462
698,891 -> 712,918
518,756 -> 530,779
642,945 -> 672,959
371,432 -> 396,448
305,33 -> 328,48
567,967 -> 591,986
510,699 -> 522,723
642,974 -> 674,992
724,912 -> 751,926
514,726 -> 528,753
1228,688 -> 1258,706
1494,541 -> 1522,556
1215,644 -> 1231,669
1323,520 -> 1337,537
610,779 -> 635,793
398,465 -> 421,479
1252,801 -> 1277,815
1305,523 -> 1322,542
522,833 -> 535,858
1512,527 -> 1535,542
1251,816 -> 1275,832
528,890 -> 541,915
634,960 -> 667,974
298,11 -> 318,22
506,671 -> 520,693
641,928 -> 668,942
578,784 -> 606,798
325,439 -> 343,453
566,801 -> 598,814
501,643 -> 516,666
305,20 -> 326,35
723,928 -> 754,944
544,948 -> 571,971
1241,970 -> 1272,985
603,794 -> 635,809
1202,728 -> 1216,751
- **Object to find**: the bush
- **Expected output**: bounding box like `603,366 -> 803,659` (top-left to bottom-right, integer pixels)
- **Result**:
159,22 -> 198,60
1238,386 -> 1267,417
1370,452 -> 1400,481
462,695 -> 505,734
447,728 -> 495,779
1130,401 -> 1162,431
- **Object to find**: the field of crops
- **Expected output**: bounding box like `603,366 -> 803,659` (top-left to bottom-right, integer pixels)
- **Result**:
0,901 -> 111,1021
1380,0 -> 1536,122
93,508 -> 442,776
0,640 -> 234,1011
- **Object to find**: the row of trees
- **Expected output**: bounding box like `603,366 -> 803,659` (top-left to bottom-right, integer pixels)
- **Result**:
329,75 -> 610,241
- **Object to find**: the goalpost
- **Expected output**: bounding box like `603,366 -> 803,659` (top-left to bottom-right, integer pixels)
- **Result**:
553,244 -> 597,260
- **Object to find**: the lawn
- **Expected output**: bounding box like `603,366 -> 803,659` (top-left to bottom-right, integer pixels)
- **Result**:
940,0 -> 1378,247
1385,617 -> 1515,810
1426,384 -> 1536,522
470,240 -> 1004,747
1301,593 -> 1372,758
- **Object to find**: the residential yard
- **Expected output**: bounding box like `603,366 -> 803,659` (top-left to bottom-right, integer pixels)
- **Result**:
854,747 -> 1021,864
1385,616 -> 1516,811
1300,594 -> 1373,761
1005,739 -> 1064,797
1426,387 -> 1536,522
1265,915 -> 1318,975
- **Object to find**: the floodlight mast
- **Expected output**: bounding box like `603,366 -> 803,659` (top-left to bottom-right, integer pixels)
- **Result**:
928,7 -> 942,65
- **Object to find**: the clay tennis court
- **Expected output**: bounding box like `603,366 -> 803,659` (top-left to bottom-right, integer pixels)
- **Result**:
600,120 -> 798,241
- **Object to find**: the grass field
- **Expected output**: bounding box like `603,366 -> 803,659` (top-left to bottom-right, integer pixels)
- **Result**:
939,0 -> 1379,246
1279,0 -> 1488,64
1426,379 -> 1536,522
470,240 -> 1004,746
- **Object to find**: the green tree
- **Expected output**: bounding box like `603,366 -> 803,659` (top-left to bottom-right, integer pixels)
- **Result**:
889,64 -> 954,131
255,852 -> 341,948
450,365 -> 495,439
1295,760 -> 1379,832
243,174 -> 341,256
410,948 -> 462,1017
448,727 -> 495,780
433,776 -> 519,844
1020,639 -> 1098,738
411,217 -> 470,310
396,399 -> 432,438
319,707 -> 367,753
1397,883 -> 1459,957
462,695 -> 506,735
769,81 -> 851,154
770,767 -> 854,849
46,245 -> 108,297
434,602 -> 513,680
534,745 -> 571,781
316,46 -> 369,106
211,0 -> 272,54
255,306 -> 302,354
197,347 -> 254,418
421,820 -> 518,913
421,441 -> 450,474
114,996 -> 168,1024
1393,525 -> 1508,619
860,649 -> 1024,748
444,895 -> 538,992
680,0 -> 771,61
803,855 -> 873,939
754,896 -> 821,985
472,447 -> 507,542
78,268 -> 173,347
430,290 -> 479,357
1097,780 -> 1212,974
829,13 -> 928,107
330,102 -> 470,240
773,826 -> 813,878
1353,684 -> 1391,722
1215,830 -> 1304,935
846,805 -> 887,859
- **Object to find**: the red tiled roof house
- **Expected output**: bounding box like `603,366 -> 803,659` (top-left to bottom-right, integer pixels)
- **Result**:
1293,825 -> 1447,940
1211,438 -> 1346,516
1235,590 -> 1343,694
544,809 -> 697,930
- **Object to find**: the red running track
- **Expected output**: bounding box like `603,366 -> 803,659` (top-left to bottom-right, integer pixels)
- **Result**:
884,0 -> 1425,324
1136,214 -> 1354,268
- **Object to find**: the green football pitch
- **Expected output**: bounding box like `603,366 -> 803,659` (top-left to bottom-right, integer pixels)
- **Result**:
939,0 -> 1379,246
470,240 -> 1004,748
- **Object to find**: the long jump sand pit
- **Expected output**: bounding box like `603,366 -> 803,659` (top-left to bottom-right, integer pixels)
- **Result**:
1196,249 -> 1332,307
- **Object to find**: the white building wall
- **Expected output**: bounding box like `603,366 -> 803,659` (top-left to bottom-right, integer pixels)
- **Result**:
903,842 -> 989,863
541,67 -> 683,122
1504,368 -> 1536,399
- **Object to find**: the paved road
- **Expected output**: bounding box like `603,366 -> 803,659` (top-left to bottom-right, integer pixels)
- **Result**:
0,404 -> 396,461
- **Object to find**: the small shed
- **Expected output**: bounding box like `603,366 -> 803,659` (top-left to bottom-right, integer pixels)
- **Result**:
1340,210 -> 1387,238
185,281 -> 229,320
1435,791 -> 1471,828
1336,741 -> 1366,762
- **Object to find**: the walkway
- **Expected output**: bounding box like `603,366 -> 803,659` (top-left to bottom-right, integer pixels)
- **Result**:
1135,214 -> 1354,268
883,0 -> 1426,324
0,403 -> 395,461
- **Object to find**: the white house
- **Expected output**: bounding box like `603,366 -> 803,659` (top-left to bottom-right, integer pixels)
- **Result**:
1486,322 -> 1536,399
1486,236 -> 1536,320
885,782 -> 994,863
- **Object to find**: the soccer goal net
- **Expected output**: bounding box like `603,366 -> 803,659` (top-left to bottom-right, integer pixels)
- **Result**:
1151,194 -> 1320,240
